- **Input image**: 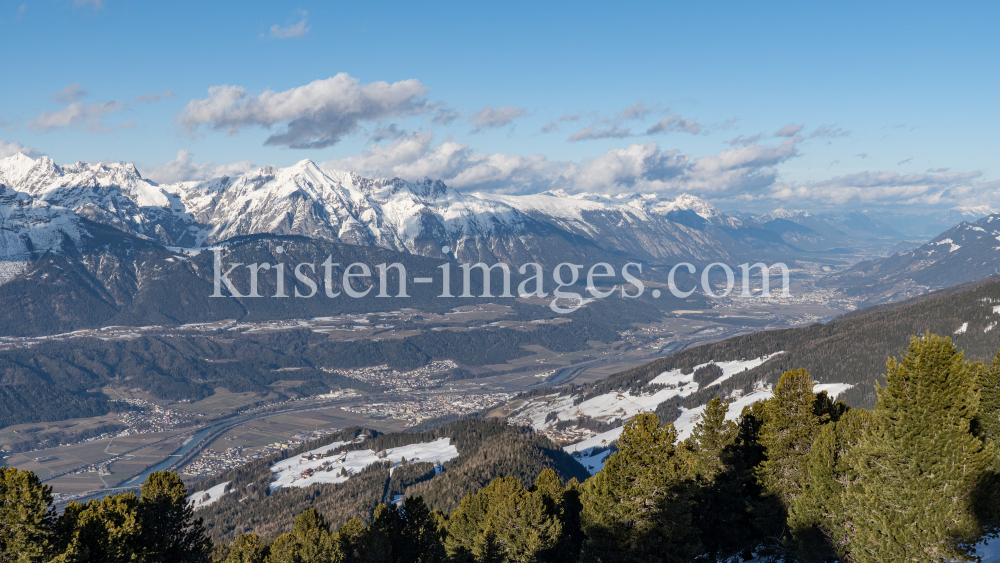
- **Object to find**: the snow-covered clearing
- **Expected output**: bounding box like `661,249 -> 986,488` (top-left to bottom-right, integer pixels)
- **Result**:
956,322 -> 969,335
187,481 -> 230,510
814,383 -> 853,398
649,353 -> 785,389
564,380 -> 853,475
515,353 -> 786,431
269,438 -> 458,491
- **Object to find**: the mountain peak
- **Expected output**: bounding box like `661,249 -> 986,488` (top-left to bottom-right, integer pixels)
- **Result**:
0,151 -> 38,186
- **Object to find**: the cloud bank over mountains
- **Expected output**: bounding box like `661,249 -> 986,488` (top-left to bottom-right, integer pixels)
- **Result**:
3,73 -> 995,212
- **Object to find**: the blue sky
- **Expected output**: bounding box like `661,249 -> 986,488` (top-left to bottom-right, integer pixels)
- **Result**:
1,0 -> 997,212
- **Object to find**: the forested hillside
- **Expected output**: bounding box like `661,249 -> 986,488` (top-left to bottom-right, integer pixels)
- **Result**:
579,276 -> 1000,409
192,419 -> 589,544
0,295 -> 658,427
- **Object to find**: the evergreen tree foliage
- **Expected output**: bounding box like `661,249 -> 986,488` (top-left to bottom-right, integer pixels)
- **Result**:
0,467 -> 56,563
444,475 -> 563,563
839,333 -> 996,562
222,534 -> 269,563
579,413 -> 700,562
53,493 -> 144,563
264,509 -> 341,563
683,398 -> 764,561
788,408 -> 872,561
139,471 -> 212,563
685,398 -> 738,479
973,349 -> 1000,537
975,350 -> 1000,444
756,369 -> 822,511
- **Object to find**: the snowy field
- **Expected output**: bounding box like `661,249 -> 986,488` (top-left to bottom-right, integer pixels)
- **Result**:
551,353 -> 856,474
269,438 -> 459,491
514,353 -> 788,432
187,481 -> 230,510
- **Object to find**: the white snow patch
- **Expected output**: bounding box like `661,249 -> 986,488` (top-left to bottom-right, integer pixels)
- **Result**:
564,427 -> 625,456
932,238 -> 962,252
516,354 -> 783,436
986,322 -> 996,333
648,353 -> 784,389
574,448 -> 613,474
269,438 -> 458,491
955,322 -> 969,335
187,481 -> 230,510
813,383 -> 853,399
564,387 -> 779,474
674,388 -> 775,442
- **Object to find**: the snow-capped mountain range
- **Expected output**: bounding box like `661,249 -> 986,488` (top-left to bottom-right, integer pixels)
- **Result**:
0,152 -> 770,265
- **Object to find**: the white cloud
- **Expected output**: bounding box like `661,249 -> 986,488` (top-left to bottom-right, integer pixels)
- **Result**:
469,106 -> 527,133
27,100 -> 131,133
324,131 -> 555,192
615,102 -> 657,122
809,124 -> 849,139
646,114 -> 702,135
325,130 -> 802,197
774,123 -> 803,137
143,150 -> 256,184
767,170 -> 992,207
431,106 -> 461,126
568,125 -> 633,141
270,11 -> 310,39
178,74 -> 429,149
0,140 -> 40,159
50,83 -> 87,104
570,106 -> 701,140
728,133 -> 764,147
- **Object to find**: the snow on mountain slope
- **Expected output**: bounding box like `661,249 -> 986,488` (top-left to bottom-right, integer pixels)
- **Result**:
514,353 -> 788,434
820,214 -> 1000,305
269,437 -> 458,491
0,153 -> 781,266
515,352 -> 853,475
0,183 -> 86,261
187,481 -> 231,510
649,354 -> 785,388
478,190 -> 736,263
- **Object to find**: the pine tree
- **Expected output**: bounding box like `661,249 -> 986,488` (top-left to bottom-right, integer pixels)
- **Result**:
266,509 -> 340,563
139,471 -> 212,563
223,534 -> 269,563
395,497 -> 446,563
840,333 -> 996,562
685,397 -> 737,479
756,369 -> 821,511
973,350 -> 1000,537
788,408 -> 871,561
52,494 -> 144,563
579,413 -> 700,563
528,469 -> 579,563
0,467 -> 56,562
356,504 -> 400,563
684,398 -> 764,561
334,519 -> 367,562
